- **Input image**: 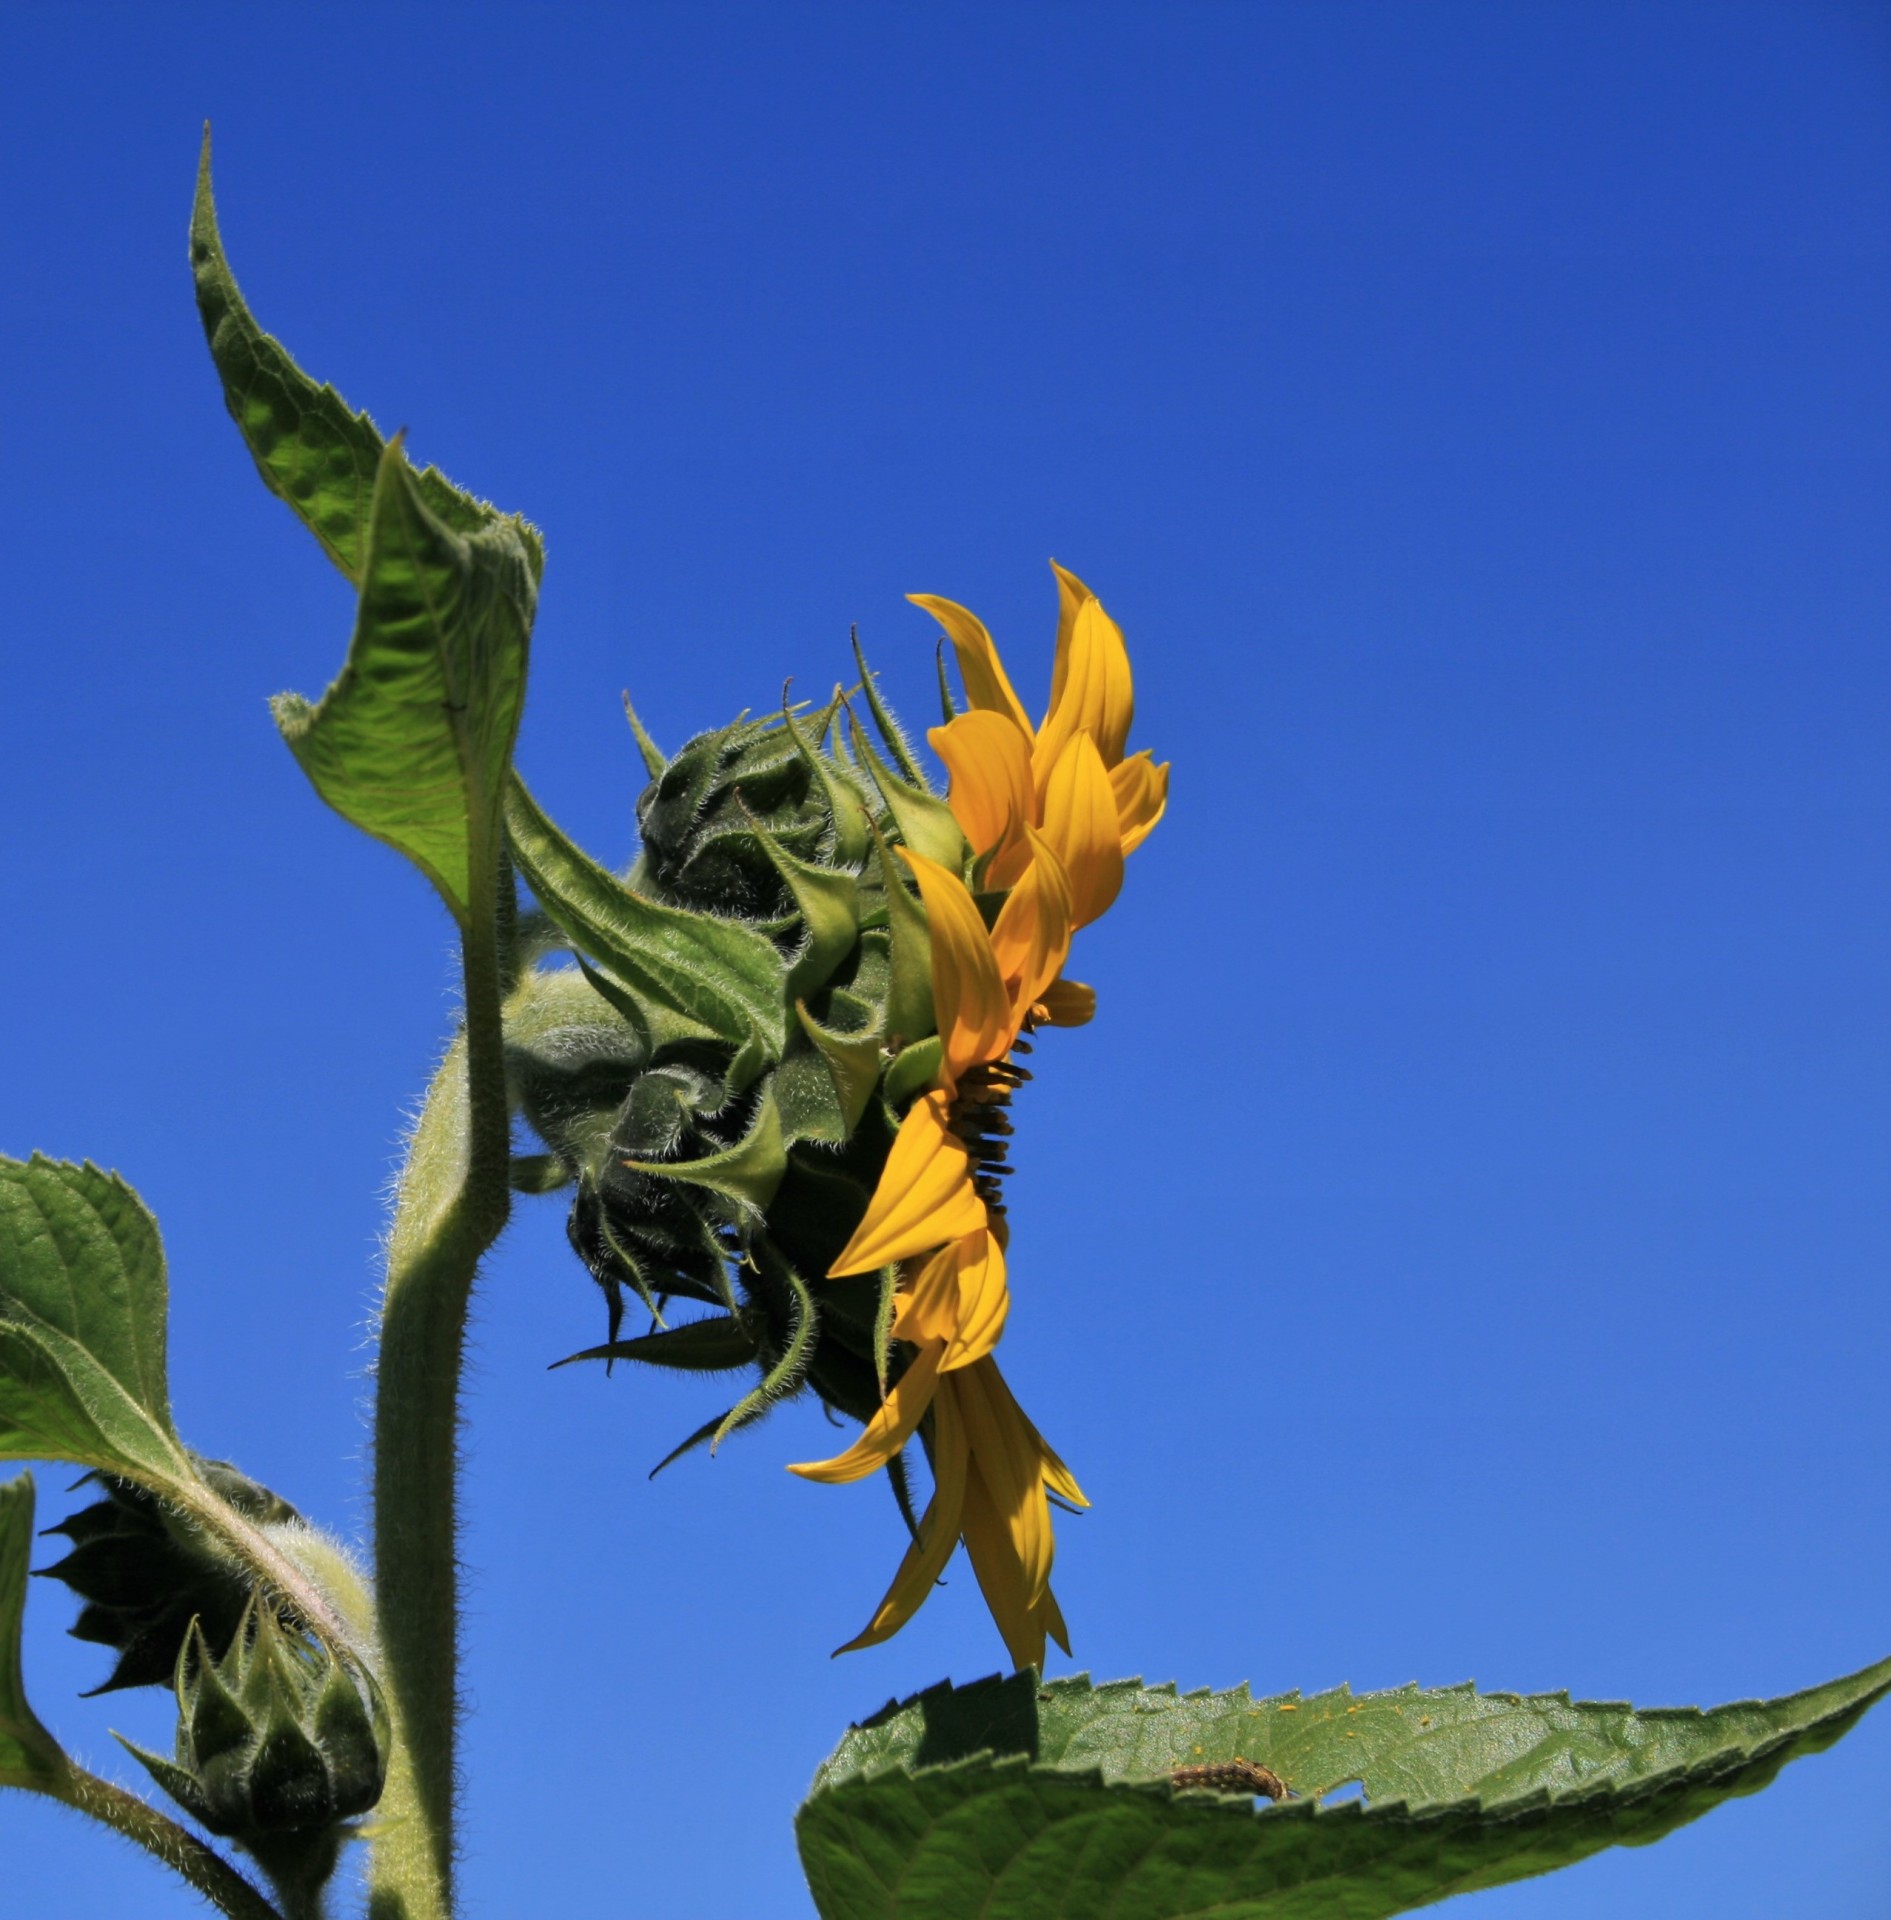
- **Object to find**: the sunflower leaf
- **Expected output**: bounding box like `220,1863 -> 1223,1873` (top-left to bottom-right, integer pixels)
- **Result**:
191,128 -> 544,587
0,1475 -> 69,1790
0,1158 -> 190,1483
272,443 -> 536,926
798,1657 -> 1891,1919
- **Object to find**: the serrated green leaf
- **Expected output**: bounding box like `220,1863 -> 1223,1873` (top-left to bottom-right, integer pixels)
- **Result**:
0,1475 -> 68,1790
0,1158 -> 189,1482
507,773 -> 789,1082
799,1657 -> 1891,1920
191,129 -> 544,587
274,442 -> 536,926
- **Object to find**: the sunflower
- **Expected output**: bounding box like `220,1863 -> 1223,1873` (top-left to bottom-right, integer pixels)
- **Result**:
790,564 -> 1168,1669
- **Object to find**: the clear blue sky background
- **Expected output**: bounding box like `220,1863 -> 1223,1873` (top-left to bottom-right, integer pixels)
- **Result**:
2,4 -> 1887,1916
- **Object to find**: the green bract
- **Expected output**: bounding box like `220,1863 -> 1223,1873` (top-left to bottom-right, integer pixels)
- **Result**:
508,690 -> 963,1463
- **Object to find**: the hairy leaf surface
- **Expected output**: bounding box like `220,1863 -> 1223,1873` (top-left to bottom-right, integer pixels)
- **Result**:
0,1475 -> 67,1789
799,1659 -> 1891,1919
273,445 -> 536,924
191,131 -> 544,585
0,1158 -> 188,1482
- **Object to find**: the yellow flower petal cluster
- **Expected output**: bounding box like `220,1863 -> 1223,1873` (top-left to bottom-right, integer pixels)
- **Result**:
790,562 -> 1167,1670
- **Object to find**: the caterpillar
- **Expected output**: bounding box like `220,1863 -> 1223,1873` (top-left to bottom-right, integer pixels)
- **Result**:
1168,1759 -> 1293,1802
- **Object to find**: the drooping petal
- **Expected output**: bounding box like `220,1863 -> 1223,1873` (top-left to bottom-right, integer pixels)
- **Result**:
958,1450 -> 1047,1672
1036,1581 -> 1072,1658
1039,732 -> 1125,932
942,1230 -> 1010,1370
980,1358 -> 1089,1510
955,1357 -> 1054,1608
908,594 -> 1035,742
1033,592 -> 1133,784
1045,558 -> 1097,729
788,1339 -> 946,1484
988,829 -> 1074,1020
834,1375 -> 970,1653
1034,978 -> 1096,1027
901,848 -> 1011,1082
1111,749 -> 1170,855
827,1091 -> 986,1275
927,710 -> 1035,889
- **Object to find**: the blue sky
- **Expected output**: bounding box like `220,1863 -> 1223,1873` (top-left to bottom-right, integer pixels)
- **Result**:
2,3 -> 1888,1915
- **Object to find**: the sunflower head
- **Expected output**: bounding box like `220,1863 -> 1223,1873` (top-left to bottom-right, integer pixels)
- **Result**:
512,567 -> 1165,1663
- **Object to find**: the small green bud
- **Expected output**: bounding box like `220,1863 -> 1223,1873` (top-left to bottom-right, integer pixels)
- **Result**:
125,1600 -> 389,1898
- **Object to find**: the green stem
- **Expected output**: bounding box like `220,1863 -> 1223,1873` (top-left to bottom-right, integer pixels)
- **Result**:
367,888 -> 512,1920
58,1766 -> 283,1920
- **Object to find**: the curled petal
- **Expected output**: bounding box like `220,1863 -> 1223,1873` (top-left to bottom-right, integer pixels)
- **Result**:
908,594 -> 1035,742
943,1230 -> 1010,1370
1034,593 -> 1133,784
901,849 -> 1012,1084
827,1092 -> 986,1275
928,710 -> 1035,889
834,1375 -> 970,1653
1046,558 -> 1097,729
1111,749 -> 1169,855
1035,978 -> 1096,1027
988,829 -> 1074,1020
1040,732 -> 1125,932
789,1339 -> 945,1484
892,1242 -> 961,1346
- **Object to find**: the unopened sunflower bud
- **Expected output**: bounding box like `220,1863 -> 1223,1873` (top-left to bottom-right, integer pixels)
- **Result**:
126,1600 -> 388,1840
36,1461 -> 299,1694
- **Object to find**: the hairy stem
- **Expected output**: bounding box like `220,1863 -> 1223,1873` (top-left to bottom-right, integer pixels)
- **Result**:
58,1766 -> 283,1920
367,877 -> 512,1920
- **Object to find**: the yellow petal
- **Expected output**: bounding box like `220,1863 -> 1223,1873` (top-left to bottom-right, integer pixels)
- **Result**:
1111,750 -> 1169,855
980,1360 -> 1090,1510
926,710 -> 1035,889
901,848 -> 1011,1082
942,1230 -> 1010,1370
788,1339 -> 946,1484
956,1357 -> 1053,1608
1036,1582 -> 1072,1658
1040,732 -> 1125,932
827,1091 -> 986,1275
958,1451 -> 1047,1672
908,594 -> 1035,742
988,828 -> 1074,1019
1045,558 -> 1097,728
891,1242 -> 962,1347
834,1375 -> 969,1653
1033,593 -> 1133,784
1034,978 -> 1096,1028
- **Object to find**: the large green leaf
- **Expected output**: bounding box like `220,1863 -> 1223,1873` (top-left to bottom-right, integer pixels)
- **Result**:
506,774 -> 790,1082
799,1658 -> 1891,1919
0,1158 -> 189,1482
0,1474 -> 68,1790
191,129 -> 544,587
273,442 -> 536,924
